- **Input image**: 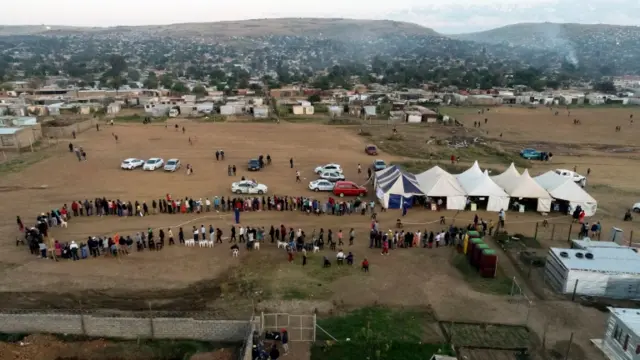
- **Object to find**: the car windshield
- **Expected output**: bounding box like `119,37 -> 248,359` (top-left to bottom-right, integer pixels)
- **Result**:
367,146 -> 376,150
375,161 -> 385,165
146,159 -> 156,164
167,160 -> 176,165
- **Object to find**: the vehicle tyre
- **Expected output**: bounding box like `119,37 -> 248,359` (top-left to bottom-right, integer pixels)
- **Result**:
235,190 -> 242,194
634,208 -> 640,213
258,190 -> 264,195
339,193 -> 344,197
314,188 -> 319,192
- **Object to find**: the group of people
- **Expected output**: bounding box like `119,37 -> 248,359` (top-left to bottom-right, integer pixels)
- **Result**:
44,193 -> 379,221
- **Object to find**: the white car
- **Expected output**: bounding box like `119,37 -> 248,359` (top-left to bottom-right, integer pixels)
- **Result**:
309,179 -> 335,192
121,158 -> 144,170
315,163 -> 343,175
554,169 -> 586,187
164,158 -> 181,172
231,180 -> 268,195
143,158 -> 164,171
320,171 -> 345,182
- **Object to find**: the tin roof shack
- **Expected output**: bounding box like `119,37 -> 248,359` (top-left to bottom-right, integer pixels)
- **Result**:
544,247 -> 640,299
600,307 -> 640,360
406,106 -> 438,123
0,116 -> 42,151
465,95 -> 502,106
252,106 -> 269,118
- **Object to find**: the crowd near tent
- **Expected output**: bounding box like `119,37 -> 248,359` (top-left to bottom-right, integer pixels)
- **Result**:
535,171 -> 598,216
415,166 -> 467,210
456,161 -> 510,212
374,166 -> 424,209
373,162 -> 595,215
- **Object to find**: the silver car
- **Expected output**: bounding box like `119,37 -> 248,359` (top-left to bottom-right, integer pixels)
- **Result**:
309,179 -> 335,192
320,171 -> 345,182
164,158 -> 181,172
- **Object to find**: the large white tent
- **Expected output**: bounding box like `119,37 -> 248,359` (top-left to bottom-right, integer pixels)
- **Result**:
493,167 -> 552,212
535,171 -> 598,216
415,166 -> 467,210
374,165 -> 424,209
456,161 -> 510,212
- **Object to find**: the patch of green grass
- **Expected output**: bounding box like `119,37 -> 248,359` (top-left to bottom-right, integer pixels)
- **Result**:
0,152 -> 49,174
306,262 -> 354,282
311,341 -> 453,360
451,254 -> 512,295
313,306 -> 451,360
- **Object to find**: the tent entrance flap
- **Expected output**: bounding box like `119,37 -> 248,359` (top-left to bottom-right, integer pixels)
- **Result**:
387,194 -> 413,209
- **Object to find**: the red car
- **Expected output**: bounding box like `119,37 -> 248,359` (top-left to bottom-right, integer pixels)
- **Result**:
365,144 -> 378,155
333,181 -> 367,197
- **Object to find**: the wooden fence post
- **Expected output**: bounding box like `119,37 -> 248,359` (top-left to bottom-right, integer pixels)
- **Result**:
551,224 -> 556,241
567,224 -> 573,242
534,222 -> 539,242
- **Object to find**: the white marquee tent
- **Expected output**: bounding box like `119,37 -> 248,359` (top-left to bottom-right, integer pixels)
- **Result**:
374,165 -> 424,209
456,161 -> 510,212
535,171 -> 598,216
493,167 -> 551,212
415,166 -> 467,210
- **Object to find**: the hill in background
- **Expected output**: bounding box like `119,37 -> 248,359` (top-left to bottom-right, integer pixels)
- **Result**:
0,18 -> 438,39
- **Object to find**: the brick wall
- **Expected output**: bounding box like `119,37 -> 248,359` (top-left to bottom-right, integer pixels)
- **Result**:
42,118 -> 98,138
0,313 -> 250,342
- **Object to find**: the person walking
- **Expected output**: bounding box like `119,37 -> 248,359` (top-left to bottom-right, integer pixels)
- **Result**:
296,170 -> 301,183
289,158 -> 294,168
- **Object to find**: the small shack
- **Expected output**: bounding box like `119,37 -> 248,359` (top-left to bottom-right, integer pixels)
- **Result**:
544,247 -> 640,299
601,307 -> 640,360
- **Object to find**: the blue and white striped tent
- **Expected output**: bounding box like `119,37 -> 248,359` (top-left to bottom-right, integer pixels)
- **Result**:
374,166 -> 424,209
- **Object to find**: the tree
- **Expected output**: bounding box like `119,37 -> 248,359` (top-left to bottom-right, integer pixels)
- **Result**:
160,74 -> 174,89
307,94 -> 321,103
143,72 -> 158,89
109,75 -> 126,91
593,81 -> 616,94
127,70 -> 140,82
192,84 -> 207,96
171,81 -> 187,93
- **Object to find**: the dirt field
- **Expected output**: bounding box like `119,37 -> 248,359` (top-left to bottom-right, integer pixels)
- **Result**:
1,107 -> 640,359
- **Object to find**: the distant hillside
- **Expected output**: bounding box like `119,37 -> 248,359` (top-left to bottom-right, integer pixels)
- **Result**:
0,18 -> 438,39
450,23 -> 640,50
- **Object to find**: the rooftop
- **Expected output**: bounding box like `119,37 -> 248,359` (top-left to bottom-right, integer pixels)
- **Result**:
549,247 -> 640,274
571,239 -> 625,249
0,127 -> 23,135
609,307 -> 640,336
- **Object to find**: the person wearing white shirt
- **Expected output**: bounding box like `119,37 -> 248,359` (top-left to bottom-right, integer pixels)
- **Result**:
239,226 -> 246,242
200,225 -> 206,238
70,241 -> 79,261
205,198 -> 211,212
336,250 -> 345,265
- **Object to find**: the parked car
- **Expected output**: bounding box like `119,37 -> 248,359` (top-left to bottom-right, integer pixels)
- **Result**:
373,159 -> 387,171
320,171 -> 345,182
164,158 -> 181,172
248,159 -> 261,171
120,158 -> 144,170
365,144 -> 378,155
314,163 -> 343,175
333,181 -> 367,197
554,169 -> 586,187
143,158 -> 164,171
231,180 -> 268,195
520,148 -> 537,156
308,179 -> 335,192
520,149 -> 544,160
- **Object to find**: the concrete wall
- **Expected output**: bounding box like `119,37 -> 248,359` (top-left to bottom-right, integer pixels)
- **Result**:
0,313 -> 250,342
42,118 -> 98,138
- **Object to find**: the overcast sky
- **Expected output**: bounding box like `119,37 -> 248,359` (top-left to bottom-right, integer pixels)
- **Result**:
2,0 -> 639,33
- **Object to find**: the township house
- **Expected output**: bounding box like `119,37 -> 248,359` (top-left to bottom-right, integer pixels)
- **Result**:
599,307 -> 640,360
0,116 -> 42,151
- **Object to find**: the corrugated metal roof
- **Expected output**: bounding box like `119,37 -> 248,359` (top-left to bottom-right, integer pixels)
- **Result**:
550,247 -> 640,274
610,307 -> 640,335
0,127 -> 22,135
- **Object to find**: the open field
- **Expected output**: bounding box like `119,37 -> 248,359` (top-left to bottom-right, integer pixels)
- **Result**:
1,107 -> 640,358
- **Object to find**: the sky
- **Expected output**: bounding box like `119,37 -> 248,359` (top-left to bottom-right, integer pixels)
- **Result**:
2,0 -> 640,33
